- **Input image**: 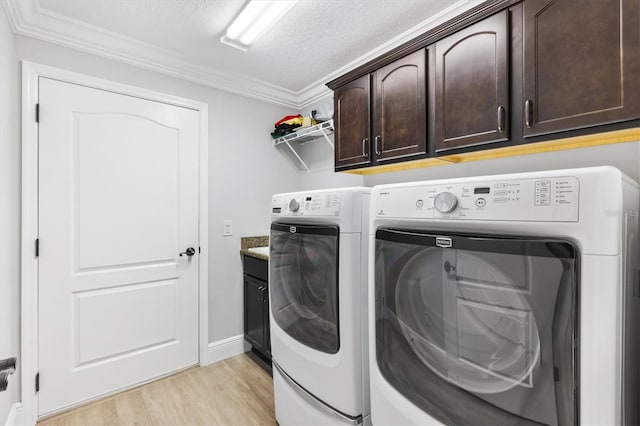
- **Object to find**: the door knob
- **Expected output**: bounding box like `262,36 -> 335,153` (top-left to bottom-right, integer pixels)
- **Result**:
0,358 -> 16,374
179,247 -> 196,257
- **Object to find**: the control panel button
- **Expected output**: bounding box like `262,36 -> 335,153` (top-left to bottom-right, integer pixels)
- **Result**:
416,199 -> 424,208
475,198 -> 486,208
434,191 -> 458,213
288,198 -> 300,212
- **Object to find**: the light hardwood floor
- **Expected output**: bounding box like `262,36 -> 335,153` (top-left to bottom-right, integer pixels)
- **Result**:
38,354 -> 276,426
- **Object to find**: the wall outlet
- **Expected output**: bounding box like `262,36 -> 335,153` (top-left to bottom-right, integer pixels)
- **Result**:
223,220 -> 232,236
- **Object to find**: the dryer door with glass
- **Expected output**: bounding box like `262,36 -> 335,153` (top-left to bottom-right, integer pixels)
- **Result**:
270,222 -> 340,354
374,228 -> 578,426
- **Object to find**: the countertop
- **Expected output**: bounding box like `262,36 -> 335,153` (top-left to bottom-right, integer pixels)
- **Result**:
240,235 -> 269,261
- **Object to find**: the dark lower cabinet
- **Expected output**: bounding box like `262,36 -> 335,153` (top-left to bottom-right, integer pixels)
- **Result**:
434,10 -> 509,151
243,255 -> 270,363
522,0 -> 640,137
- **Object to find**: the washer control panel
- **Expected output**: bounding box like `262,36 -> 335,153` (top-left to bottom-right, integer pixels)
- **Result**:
376,176 -> 579,221
272,192 -> 342,216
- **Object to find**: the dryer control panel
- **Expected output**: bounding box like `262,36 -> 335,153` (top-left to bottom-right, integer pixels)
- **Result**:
376,176 -> 579,221
272,192 -> 342,216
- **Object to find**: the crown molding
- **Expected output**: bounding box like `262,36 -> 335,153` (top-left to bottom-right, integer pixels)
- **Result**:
2,0 -> 482,110
3,0 -> 303,107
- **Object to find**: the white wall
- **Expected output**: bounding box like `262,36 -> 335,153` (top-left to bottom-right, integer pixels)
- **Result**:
363,141 -> 640,187
11,34 -> 359,348
0,5 -> 20,422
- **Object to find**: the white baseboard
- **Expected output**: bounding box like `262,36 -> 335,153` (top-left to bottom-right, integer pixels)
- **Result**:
203,334 -> 250,366
4,402 -> 22,426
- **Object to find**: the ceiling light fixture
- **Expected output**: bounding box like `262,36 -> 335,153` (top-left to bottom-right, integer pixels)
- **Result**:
221,0 -> 297,52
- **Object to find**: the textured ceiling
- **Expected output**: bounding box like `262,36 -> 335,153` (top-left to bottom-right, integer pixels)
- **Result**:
35,0 -> 471,93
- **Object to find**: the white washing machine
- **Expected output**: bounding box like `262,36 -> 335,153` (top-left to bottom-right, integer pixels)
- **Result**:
368,166 -> 639,425
270,187 -> 371,425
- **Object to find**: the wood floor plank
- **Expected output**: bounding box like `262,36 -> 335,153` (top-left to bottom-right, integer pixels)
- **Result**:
113,391 -> 154,426
38,354 -> 275,426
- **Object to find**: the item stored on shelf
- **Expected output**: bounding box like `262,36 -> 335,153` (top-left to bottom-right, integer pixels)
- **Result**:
272,114 -> 303,138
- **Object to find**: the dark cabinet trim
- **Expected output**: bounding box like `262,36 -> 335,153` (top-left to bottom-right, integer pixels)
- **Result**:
326,0 -> 520,90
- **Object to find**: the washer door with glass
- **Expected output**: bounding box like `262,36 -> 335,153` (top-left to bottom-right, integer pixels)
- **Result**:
270,222 -> 340,354
375,228 -> 578,426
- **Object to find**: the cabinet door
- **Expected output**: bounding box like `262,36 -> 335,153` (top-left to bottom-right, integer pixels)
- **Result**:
434,11 -> 509,152
263,287 -> 271,356
372,49 -> 427,162
244,275 -> 265,352
334,75 -> 371,169
523,0 -> 640,137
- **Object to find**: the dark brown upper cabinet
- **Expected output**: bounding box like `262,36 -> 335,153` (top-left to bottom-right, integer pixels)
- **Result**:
522,0 -> 640,137
328,0 -> 640,173
372,49 -> 427,162
334,75 -> 372,169
334,51 -> 427,170
434,10 -> 509,152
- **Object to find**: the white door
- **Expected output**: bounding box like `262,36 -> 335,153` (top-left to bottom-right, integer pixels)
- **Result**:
38,77 -> 200,415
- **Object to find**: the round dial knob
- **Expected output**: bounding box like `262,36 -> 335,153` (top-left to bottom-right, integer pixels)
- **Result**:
289,198 -> 300,212
434,191 -> 458,213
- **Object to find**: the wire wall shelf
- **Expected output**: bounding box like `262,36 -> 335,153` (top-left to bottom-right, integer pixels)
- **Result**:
272,120 -> 334,171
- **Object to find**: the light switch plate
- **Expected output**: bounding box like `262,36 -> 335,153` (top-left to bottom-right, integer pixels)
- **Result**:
223,220 -> 232,236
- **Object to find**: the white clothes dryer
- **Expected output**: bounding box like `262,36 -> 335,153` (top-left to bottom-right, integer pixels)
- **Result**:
368,166 -> 639,425
270,187 -> 371,425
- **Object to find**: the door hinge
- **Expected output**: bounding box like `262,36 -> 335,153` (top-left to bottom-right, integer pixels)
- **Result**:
35,239 -> 39,257
36,104 -> 39,123
35,372 -> 39,393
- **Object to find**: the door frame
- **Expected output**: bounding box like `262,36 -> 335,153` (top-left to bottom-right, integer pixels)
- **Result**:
20,61 -> 210,425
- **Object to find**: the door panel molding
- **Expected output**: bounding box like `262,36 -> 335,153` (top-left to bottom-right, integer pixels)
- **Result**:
20,61 -> 209,425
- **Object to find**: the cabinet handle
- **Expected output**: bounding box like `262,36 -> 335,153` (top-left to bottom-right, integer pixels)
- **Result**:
257,286 -> 268,303
374,136 -> 381,155
525,100 -> 533,128
497,105 -> 505,132
362,138 -> 368,157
